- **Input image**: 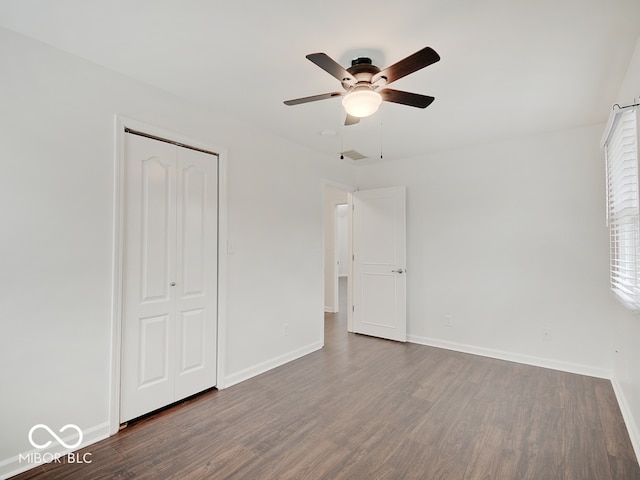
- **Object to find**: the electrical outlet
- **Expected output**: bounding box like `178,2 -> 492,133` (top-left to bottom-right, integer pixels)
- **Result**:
542,327 -> 552,341
444,315 -> 453,327
283,324 -> 289,336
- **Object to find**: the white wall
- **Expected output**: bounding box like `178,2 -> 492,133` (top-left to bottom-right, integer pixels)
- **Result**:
0,27 -> 354,478
611,33 -> 640,459
355,124 -> 617,377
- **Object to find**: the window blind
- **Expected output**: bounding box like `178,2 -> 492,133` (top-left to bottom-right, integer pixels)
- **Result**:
603,106 -> 640,310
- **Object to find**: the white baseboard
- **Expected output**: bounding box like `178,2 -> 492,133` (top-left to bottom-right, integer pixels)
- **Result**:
223,341 -> 323,388
407,335 -> 612,379
0,421 -> 110,480
611,378 -> 640,463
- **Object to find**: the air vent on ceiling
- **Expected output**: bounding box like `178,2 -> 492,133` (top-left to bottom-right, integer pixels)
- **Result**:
341,149 -> 368,161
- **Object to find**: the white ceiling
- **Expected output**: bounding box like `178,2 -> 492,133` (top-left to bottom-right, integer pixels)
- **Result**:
1,0 -> 639,162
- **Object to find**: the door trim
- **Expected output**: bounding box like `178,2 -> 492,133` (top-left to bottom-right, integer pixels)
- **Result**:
109,115 -> 228,435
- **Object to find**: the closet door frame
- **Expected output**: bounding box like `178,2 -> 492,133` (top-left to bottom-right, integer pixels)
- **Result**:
109,115 -> 228,435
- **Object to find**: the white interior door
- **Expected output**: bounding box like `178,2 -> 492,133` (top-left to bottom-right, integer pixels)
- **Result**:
120,132 -> 218,422
352,186 -> 406,342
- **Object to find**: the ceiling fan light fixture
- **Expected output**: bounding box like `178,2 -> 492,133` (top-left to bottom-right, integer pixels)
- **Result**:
342,89 -> 382,118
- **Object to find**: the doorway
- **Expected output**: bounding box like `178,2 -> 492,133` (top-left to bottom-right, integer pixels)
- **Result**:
119,130 -> 218,423
323,183 -> 408,343
335,203 -> 349,314
323,183 -> 353,335
110,117 -> 228,434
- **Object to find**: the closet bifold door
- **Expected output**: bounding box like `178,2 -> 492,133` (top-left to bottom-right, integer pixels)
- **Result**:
120,132 -> 218,423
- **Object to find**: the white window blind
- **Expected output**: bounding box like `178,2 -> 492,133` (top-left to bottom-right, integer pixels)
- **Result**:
603,106 -> 640,310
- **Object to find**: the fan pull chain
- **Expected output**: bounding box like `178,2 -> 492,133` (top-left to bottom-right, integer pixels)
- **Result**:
380,107 -> 384,159
340,122 -> 344,160
339,110 -> 346,160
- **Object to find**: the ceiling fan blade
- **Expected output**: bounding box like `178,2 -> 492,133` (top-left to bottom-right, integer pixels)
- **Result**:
306,53 -> 356,86
380,89 -> 435,108
344,114 -> 360,126
373,47 -> 440,85
284,92 -> 344,106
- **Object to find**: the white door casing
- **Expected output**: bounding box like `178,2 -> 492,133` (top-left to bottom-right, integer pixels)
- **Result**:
120,132 -> 218,422
352,186 -> 407,342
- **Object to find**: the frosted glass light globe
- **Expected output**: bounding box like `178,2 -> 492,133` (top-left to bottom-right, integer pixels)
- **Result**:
342,89 -> 382,118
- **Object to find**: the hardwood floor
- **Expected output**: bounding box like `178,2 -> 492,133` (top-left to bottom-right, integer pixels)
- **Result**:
13,283 -> 640,479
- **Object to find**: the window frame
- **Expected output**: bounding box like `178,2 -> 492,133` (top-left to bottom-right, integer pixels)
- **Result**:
602,105 -> 640,311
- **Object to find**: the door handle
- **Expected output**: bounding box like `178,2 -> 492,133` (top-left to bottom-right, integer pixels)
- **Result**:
392,268 -> 404,274
170,282 -> 176,287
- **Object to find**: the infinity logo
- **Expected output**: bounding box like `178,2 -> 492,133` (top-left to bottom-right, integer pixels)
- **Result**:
28,424 -> 83,450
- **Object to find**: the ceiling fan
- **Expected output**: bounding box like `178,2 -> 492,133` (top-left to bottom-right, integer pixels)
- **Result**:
284,46 -> 440,126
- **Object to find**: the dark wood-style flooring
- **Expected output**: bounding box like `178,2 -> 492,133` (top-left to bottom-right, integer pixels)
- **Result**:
13,282 -> 640,479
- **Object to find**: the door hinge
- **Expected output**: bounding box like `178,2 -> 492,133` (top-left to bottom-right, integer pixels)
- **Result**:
352,305 -> 355,312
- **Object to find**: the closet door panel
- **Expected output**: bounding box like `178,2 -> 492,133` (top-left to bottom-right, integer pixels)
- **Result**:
174,146 -> 218,400
121,134 -> 177,422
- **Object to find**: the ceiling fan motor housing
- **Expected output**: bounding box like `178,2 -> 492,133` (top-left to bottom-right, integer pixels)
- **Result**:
343,57 -> 383,91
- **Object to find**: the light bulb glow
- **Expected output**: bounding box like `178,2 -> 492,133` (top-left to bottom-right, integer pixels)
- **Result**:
342,89 -> 382,118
